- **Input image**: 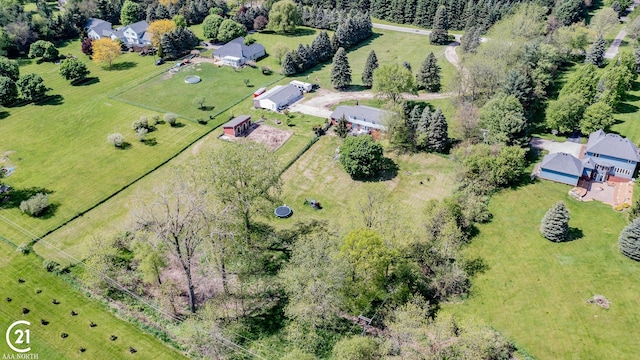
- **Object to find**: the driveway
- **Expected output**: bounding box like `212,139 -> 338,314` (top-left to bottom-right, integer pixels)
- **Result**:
530,137 -> 583,158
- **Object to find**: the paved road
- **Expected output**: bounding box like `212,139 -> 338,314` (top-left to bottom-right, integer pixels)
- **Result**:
605,0 -> 640,59
530,137 -> 583,158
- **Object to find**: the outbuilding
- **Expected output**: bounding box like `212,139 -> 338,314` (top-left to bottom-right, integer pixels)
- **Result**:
253,85 -> 303,111
223,115 -> 252,137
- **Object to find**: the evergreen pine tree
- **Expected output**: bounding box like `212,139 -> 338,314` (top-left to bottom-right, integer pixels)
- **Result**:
416,52 -> 441,92
282,52 -> 297,76
335,114 -> 349,137
311,31 -> 333,63
330,47 -> 352,90
426,107 -> 448,152
361,50 -> 378,88
619,217 -> 640,261
585,35 -> 606,68
429,5 -> 449,45
634,47 -> 640,73
460,25 -> 481,53
540,201 -> 570,242
415,107 -> 431,149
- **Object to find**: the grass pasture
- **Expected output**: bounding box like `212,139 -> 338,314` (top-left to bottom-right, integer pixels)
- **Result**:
277,135 -> 456,231
444,180 -> 640,359
0,240 -> 184,359
0,40 -> 211,246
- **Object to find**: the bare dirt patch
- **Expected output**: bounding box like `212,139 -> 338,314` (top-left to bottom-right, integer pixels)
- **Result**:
223,123 -> 293,151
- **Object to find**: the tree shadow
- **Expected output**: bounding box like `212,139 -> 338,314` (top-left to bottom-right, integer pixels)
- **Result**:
0,187 -> 54,210
464,257 -> 490,277
34,94 -> 64,106
170,122 -> 185,128
72,77 -> 100,86
567,227 -> 584,242
36,202 -> 60,219
107,62 -> 137,71
143,138 -> 157,146
115,142 -> 132,150
200,105 -> 215,111
361,157 -> 399,182
0,111 -> 9,120
260,28 -> 316,37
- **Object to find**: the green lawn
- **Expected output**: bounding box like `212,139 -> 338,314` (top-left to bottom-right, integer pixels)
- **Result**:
0,240 -> 184,359
0,40 -> 212,246
114,62 -> 283,121
277,135 -> 456,231
444,180 -> 640,359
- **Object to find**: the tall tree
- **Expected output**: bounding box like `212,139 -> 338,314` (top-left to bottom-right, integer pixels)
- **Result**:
0,76 -> 17,105
540,201 -> 570,242
415,106 -> 431,149
427,107 -> 449,153
217,19 -> 246,43
17,73 -> 46,102
330,47 -> 352,90
267,0 -> 301,33
580,102 -> 614,134
0,57 -> 19,81
585,35 -> 606,67
202,14 -> 223,40
430,5 -> 449,45
546,94 -> 587,133
335,114 -> 349,138
120,0 -> 142,25
361,50 -> 378,88
372,63 -> 416,104
282,52 -> 297,76
28,40 -> 58,62
479,93 -> 528,145
416,52 -> 441,92
133,169 -> 208,313
92,38 -> 121,68
202,142 -> 281,235
620,218 -> 640,261
148,19 -> 176,47
311,31 -> 333,63
340,135 -> 385,179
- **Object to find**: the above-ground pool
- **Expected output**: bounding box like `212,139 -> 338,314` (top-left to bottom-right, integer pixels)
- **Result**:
274,205 -> 293,218
184,75 -> 201,84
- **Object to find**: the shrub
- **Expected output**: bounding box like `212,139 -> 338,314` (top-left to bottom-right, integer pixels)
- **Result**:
164,113 -> 178,126
60,332 -> 68,338
16,243 -> 31,255
151,114 -> 159,124
43,259 -> 60,272
110,335 -> 117,341
19,193 -> 49,217
107,133 -> 125,148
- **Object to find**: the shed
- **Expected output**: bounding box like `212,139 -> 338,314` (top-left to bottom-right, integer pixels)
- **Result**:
223,115 -> 252,137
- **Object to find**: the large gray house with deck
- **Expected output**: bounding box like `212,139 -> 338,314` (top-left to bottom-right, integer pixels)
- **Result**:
539,130 -> 640,186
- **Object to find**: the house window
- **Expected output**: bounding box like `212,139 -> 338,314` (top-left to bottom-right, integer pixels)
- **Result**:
593,153 -> 600,157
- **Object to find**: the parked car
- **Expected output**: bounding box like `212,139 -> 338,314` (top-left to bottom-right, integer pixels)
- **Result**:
155,58 -> 165,66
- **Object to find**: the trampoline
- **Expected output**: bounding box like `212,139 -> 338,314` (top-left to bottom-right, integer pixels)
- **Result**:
184,75 -> 201,84
274,205 -> 293,218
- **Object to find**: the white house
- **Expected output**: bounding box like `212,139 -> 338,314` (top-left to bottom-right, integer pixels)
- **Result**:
330,105 -> 390,140
253,85 -> 303,111
85,18 -> 151,47
86,18 -> 117,40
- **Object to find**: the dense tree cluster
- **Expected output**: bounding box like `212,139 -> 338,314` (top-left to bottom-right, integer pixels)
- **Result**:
145,0 -> 229,26
388,104 -> 449,153
282,13 -> 371,76
159,27 -> 199,59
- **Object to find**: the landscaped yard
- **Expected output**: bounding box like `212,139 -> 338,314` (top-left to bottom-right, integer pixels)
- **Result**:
277,135 -> 456,231
444,180 -> 640,359
0,240 -> 184,359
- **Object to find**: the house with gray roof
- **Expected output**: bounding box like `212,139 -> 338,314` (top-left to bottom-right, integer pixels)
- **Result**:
330,105 -> 391,140
213,37 -> 266,67
85,18 -> 151,46
253,85 -> 302,111
539,152 -> 585,186
86,18 -> 118,41
538,130 -> 640,186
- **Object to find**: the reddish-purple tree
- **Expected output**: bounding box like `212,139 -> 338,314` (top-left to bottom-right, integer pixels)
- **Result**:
81,38 -> 93,56
253,15 -> 268,31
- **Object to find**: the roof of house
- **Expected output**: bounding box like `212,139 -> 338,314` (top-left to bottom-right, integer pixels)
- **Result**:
330,105 -> 390,127
540,152 -> 583,177
86,18 -> 114,36
125,20 -> 149,34
255,85 -> 301,104
586,129 -> 640,162
213,37 -> 265,60
582,157 -> 596,169
223,115 -> 251,128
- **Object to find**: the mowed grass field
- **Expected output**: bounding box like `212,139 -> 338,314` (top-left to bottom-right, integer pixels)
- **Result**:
0,240 -> 184,359
277,135 -> 456,231
114,62 -> 283,121
0,40 -> 212,246
443,180 -> 640,359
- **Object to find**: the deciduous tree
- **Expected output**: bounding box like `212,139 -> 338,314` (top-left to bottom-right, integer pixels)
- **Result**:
540,201 -> 570,242
58,58 -> 90,83
120,0 -> 142,25
580,102 -> 614,134
148,19 -> 176,47
546,93 -> 587,133
202,14 -> 223,40
17,73 -> 47,102
267,0 -> 301,33
28,40 -> 58,62
479,93 -> 528,145
339,135 -> 385,179
0,76 -> 17,105
0,57 -> 19,81
217,19 -> 246,43
372,63 -> 416,104
92,38 -> 121,68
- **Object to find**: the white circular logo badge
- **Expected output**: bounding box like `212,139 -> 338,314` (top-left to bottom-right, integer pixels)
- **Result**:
6,320 -> 31,353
